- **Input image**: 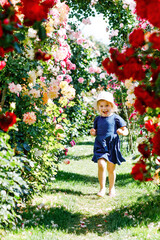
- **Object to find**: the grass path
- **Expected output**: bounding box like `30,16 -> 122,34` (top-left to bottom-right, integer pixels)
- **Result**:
2,136 -> 160,240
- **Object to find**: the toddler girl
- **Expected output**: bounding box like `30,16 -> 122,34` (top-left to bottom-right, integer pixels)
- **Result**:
90,91 -> 128,197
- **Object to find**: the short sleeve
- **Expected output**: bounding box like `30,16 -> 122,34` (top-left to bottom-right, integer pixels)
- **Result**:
94,116 -> 99,129
115,114 -> 127,129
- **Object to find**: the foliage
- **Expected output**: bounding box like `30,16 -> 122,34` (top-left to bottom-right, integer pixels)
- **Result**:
102,1 -> 160,184
64,0 -> 136,48
0,0 -> 77,227
0,132 -> 30,228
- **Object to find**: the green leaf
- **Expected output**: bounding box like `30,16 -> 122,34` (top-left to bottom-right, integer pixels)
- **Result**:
54,129 -> 64,135
38,25 -> 46,41
14,32 -> 25,41
132,154 -> 140,160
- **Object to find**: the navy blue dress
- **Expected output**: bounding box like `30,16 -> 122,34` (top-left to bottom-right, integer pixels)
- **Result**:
92,114 -> 127,165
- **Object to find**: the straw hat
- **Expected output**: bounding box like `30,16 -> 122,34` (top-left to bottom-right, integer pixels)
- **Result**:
93,91 -> 117,112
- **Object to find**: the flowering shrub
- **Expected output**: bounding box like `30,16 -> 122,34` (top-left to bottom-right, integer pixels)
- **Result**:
0,132 -> 30,228
131,159 -> 153,182
0,0 -> 77,227
102,0 -> 160,183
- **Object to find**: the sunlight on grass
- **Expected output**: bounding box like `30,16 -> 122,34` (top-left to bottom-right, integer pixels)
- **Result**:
2,136 -> 160,240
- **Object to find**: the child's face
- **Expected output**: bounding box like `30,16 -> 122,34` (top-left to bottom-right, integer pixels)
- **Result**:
97,100 -> 113,117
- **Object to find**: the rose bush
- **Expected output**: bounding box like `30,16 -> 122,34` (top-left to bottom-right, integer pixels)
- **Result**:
0,0 -> 77,227
102,0 -> 160,184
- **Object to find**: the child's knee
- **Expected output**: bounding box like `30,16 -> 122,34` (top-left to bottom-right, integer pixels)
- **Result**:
107,162 -> 116,173
98,158 -> 106,169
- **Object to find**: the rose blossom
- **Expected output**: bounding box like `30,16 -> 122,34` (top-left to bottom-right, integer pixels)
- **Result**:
65,75 -> 72,83
28,28 -> 37,38
77,38 -> 85,45
90,77 -> 95,83
129,28 -> 145,48
0,61 -> 6,70
63,159 -> 70,164
100,73 -> 106,79
23,112 -> 36,125
82,110 -> 87,115
0,112 -> 17,132
138,143 -> 151,158
70,140 -> 76,147
131,159 -> 153,181
88,67 -> 95,74
78,77 -> 84,83
82,17 -> 91,25
95,67 -> 101,73
56,75 -> 64,81
8,82 -> 22,95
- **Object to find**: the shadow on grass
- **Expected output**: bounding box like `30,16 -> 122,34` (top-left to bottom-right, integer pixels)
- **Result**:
115,172 -> 133,187
52,188 -> 85,196
19,193 -> 160,236
76,141 -> 94,146
55,170 -> 134,187
55,170 -> 98,184
66,153 -> 93,160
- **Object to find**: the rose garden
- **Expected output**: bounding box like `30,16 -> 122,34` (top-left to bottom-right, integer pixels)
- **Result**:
0,0 -> 160,239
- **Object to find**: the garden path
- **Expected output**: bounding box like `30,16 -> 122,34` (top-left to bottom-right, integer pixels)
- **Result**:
3,136 -> 160,240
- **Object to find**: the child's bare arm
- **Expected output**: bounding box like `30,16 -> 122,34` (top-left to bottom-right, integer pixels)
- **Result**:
117,126 -> 128,136
90,128 -> 97,136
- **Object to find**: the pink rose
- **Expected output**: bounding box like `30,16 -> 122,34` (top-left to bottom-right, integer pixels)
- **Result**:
70,140 -> 76,146
63,159 -> 70,164
78,77 -> 84,83
88,67 -> 95,74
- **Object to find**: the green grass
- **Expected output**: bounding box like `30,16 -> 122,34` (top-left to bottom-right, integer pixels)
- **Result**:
1,136 -> 160,240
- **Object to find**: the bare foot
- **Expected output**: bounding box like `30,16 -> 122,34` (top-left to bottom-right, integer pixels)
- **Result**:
109,188 -> 116,197
97,189 -> 105,197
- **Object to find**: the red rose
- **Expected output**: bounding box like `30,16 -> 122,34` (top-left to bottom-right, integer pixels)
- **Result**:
102,58 -> 116,74
35,50 -> 52,61
134,98 -> 146,115
131,159 -> 153,181
129,28 -> 145,48
145,119 -> 156,132
4,46 -> 14,53
124,47 -> 135,58
123,57 -> 145,80
0,47 -> 5,58
20,1 -> 47,25
0,112 -> 17,132
147,2 -> 160,28
138,143 -> 151,158
20,0 -> 56,26
0,61 -> 6,70
115,66 -> 126,81
149,32 -> 160,50
0,21 -> 3,38
109,47 -> 119,60
152,129 -> 160,156
135,0 -> 148,19
41,0 -> 57,8
42,52 -> 52,61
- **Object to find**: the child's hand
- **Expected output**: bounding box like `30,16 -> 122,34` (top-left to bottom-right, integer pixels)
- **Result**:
117,128 -> 123,135
90,128 -> 97,136
117,126 -> 128,136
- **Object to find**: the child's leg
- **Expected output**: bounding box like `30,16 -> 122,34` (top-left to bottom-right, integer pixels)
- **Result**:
107,161 -> 116,196
97,158 -> 107,197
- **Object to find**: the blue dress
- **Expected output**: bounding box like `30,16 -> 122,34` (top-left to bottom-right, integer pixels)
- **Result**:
92,114 -> 127,165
